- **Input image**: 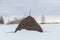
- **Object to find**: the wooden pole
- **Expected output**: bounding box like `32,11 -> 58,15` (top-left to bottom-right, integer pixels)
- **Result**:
29,8 -> 31,16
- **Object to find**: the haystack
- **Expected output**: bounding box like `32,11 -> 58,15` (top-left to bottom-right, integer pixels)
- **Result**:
15,16 -> 43,32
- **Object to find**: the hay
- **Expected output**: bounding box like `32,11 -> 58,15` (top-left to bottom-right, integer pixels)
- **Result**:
15,16 -> 43,32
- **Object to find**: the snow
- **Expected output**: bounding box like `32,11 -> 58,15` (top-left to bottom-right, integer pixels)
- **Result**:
0,24 -> 60,40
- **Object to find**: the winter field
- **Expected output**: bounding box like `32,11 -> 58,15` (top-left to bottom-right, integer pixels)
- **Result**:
0,24 -> 60,40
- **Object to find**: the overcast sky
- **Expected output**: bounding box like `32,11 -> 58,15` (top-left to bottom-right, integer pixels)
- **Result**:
0,0 -> 60,17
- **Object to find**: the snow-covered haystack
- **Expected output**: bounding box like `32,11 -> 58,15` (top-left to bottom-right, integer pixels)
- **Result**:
15,16 -> 43,32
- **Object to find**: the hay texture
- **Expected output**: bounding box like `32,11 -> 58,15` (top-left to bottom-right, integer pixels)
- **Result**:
15,16 -> 43,32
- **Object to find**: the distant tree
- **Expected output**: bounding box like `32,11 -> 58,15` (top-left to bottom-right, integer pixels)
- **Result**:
41,14 -> 46,24
14,17 -> 18,21
0,16 -> 4,24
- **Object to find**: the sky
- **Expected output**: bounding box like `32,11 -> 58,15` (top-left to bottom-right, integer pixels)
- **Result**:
0,0 -> 60,17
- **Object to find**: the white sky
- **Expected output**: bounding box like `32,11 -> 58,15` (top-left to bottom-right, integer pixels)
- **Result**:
0,0 -> 60,17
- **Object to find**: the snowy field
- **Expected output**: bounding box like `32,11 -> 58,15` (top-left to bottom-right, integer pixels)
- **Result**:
0,24 -> 60,40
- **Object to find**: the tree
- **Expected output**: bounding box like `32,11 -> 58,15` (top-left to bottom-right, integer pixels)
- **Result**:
0,16 -> 4,24
41,14 -> 46,24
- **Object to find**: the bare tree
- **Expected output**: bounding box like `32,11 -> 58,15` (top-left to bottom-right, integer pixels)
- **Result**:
0,16 -> 4,24
41,14 -> 46,24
